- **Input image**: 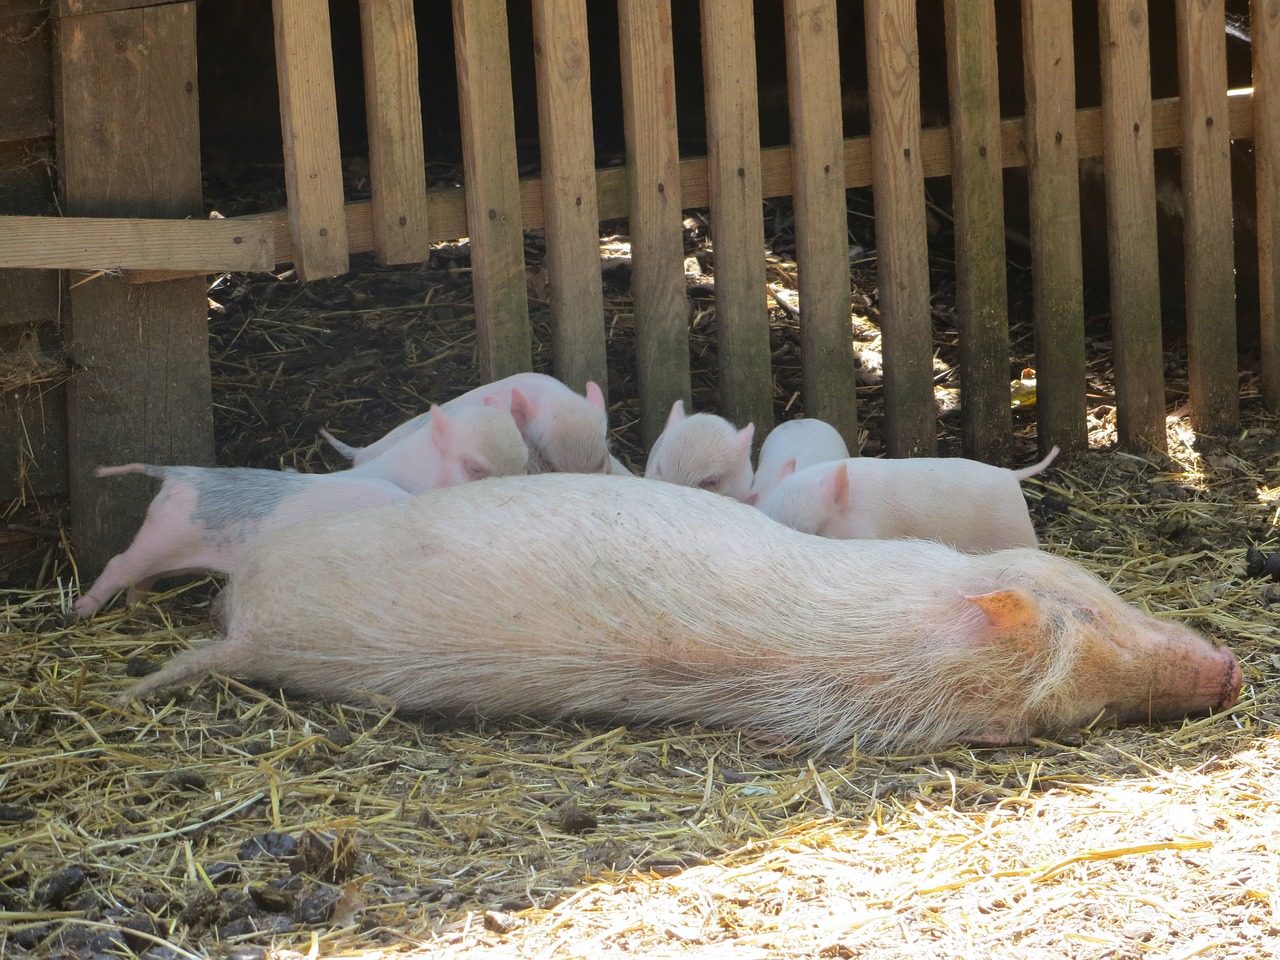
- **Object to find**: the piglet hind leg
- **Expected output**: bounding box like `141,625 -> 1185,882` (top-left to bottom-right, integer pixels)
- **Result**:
118,632 -> 245,704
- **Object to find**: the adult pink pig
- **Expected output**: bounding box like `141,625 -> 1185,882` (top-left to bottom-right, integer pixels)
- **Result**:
644,400 -> 755,500
122,473 -> 1240,755
323,372 -> 612,475
758,447 -> 1060,551
749,418 -> 851,503
74,467 -> 411,618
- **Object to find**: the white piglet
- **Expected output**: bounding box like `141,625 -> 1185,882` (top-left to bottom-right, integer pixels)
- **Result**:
758,447 -> 1060,551
644,400 -> 755,500
749,418 -> 851,503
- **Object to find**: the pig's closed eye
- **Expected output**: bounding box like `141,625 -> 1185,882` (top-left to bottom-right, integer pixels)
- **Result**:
697,476 -> 721,491
465,461 -> 491,481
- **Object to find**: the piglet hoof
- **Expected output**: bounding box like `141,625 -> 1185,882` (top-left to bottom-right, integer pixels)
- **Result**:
71,595 -> 100,619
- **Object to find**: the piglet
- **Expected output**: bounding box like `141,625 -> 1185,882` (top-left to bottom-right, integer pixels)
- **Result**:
644,400 -> 755,500
758,447 -> 1059,550
122,473 -> 1240,755
323,372 -> 612,475
749,418 -> 851,503
74,467 -> 411,618
343,400 -> 529,492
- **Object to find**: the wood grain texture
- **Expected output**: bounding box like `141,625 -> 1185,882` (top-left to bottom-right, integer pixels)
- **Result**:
272,0 -> 349,279
532,0 -> 607,395
0,215 -> 273,271
1021,0 -> 1087,456
0,7 -> 52,142
942,0 -> 1010,466
1257,0 -> 1280,411
1099,0 -> 1166,451
56,3 -> 212,573
866,0 -> 935,457
784,0 -> 859,451
617,0 -> 690,447
1177,0 -> 1238,436
452,0 -> 531,382
700,0 -> 774,439
358,0 -> 430,266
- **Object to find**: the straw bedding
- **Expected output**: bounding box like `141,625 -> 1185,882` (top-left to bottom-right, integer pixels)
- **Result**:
2,210 -> 1277,959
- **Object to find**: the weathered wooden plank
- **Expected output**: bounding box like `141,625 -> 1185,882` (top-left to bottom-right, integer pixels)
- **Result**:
1257,0 -> 1280,411
784,0 -> 859,451
0,140 -> 59,330
0,215 -> 274,271
700,0 -> 773,438
942,0 -> 1010,466
0,7 -> 53,142
452,0 -> 531,381
1176,0 -> 1238,436
58,0 -> 188,14
1021,1 -> 1087,456
358,0 -> 431,265
532,0 -> 607,395
56,3 -> 212,574
618,0 -> 691,449
866,0 -> 934,458
1099,0 -> 1166,452
271,0 -> 349,279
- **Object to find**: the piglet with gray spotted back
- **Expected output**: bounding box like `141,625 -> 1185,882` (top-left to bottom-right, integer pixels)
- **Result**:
123,474 -> 1240,754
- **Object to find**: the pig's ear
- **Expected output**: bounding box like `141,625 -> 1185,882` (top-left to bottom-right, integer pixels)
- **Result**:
778,458 -> 797,482
429,404 -> 451,447
585,381 -> 606,412
508,388 -> 535,432
665,399 -> 686,428
964,588 -> 1040,634
734,423 -> 755,459
824,462 -> 850,512
741,490 -> 759,506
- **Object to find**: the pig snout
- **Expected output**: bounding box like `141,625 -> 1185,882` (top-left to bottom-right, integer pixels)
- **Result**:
1111,636 -> 1242,722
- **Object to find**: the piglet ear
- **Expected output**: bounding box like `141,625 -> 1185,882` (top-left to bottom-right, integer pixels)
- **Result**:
507,388 -> 534,432
584,380 -> 606,412
734,423 -> 755,459
964,588 -> 1040,634
741,490 -> 759,506
429,404 -> 451,447
824,461 -> 850,512
665,398 -> 686,428
778,457 -> 797,482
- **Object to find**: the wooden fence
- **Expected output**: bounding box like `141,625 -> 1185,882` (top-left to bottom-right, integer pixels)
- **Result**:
1,0 -> 1278,563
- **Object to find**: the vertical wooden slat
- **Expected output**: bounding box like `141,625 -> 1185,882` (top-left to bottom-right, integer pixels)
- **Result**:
358,0 -> 430,266
942,0 -> 1011,466
56,3 -> 212,573
452,0 -> 532,382
783,0 -> 859,451
618,0 -> 691,448
1099,0 -> 1166,451
1021,1 -> 1088,455
1257,0 -> 1280,410
271,0 -> 349,280
866,0 -> 935,458
532,0 -> 607,395
700,0 -> 774,438
1176,0 -> 1238,436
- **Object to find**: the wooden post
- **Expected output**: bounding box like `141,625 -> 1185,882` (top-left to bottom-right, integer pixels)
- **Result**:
700,0 -> 774,438
1176,0 -> 1238,436
1099,0 -> 1166,452
1256,0 -> 1280,411
866,0 -> 935,457
1021,1 -> 1088,456
618,0 -> 691,449
784,0 -> 859,451
452,0 -> 532,382
532,0 -> 608,395
358,0 -> 431,266
943,0 -> 1011,465
56,2 -> 213,575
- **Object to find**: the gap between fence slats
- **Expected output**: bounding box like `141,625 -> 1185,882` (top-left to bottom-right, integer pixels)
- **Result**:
866,0 -> 935,457
784,0 -> 860,451
1177,0 -> 1239,436
1099,0 -> 1165,452
271,0 -> 349,280
942,0 -> 1010,466
1021,0 -> 1087,456
451,0 -> 532,382
358,0 -> 431,266
700,0 -> 775,439
1257,0 -> 1280,411
532,0 -> 608,397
